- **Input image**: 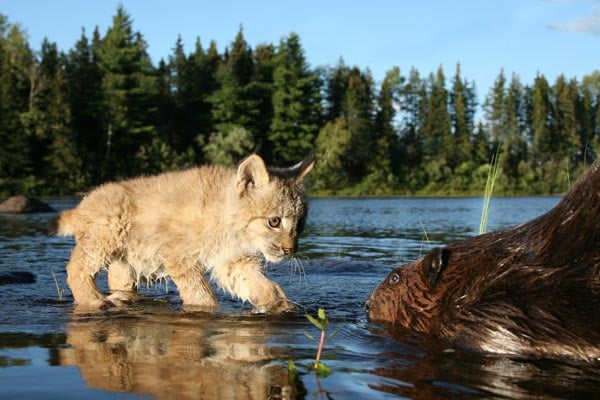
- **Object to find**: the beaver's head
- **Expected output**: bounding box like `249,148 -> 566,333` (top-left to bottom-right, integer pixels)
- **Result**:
366,247 -> 451,333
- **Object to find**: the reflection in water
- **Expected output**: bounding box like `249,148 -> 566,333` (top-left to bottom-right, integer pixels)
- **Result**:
367,326 -> 600,400
58,309 -> 303,400
4,196 -> 599,399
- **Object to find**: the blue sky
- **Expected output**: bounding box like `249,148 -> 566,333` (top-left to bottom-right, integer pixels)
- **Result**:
2,0 -> 600,103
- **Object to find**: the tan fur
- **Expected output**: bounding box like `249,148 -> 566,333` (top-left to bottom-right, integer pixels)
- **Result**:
57,154 -> 314,311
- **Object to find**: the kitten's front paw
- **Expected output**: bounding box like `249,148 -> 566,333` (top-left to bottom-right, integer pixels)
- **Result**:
251,298 -> 302,314
107,290 -> 137,307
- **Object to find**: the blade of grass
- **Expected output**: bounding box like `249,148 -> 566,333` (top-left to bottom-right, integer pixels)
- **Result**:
479,147 -> 501,234
50,268 -> 64,301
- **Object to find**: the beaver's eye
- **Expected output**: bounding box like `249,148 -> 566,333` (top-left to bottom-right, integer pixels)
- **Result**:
268,216 -> 281,228
389,273 -> 400,285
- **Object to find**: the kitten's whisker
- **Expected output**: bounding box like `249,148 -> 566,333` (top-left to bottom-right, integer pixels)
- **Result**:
288,254 -> 308,284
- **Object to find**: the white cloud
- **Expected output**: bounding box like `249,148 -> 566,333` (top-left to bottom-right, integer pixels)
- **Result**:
547,13 -> 600,35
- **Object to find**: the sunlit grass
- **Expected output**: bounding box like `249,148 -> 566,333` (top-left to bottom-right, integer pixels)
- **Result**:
418,218 -> 431,257
479,148 -> 502,235
50,268 -> 64,301
565,158 -> 571,190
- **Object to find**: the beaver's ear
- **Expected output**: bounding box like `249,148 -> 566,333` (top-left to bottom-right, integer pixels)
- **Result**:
422,247 -> 450,287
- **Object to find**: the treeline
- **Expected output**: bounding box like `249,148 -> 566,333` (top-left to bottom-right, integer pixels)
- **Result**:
1,6 -> 599,197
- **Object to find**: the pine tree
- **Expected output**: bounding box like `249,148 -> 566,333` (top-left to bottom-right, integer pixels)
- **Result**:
501,74 -> 528,183
398,68 -> 425,173
323,58 -> 350,121
41,46 -> 84,192
449,63 -> 475,169
552,75 -> 579,162
371,66 -> 402,184
472,121 -> 490,165
251,43 -> 275,157
579,71 -> 600,162
420,66 -> 452,188
0,20 -> 34,186
269,33 -> 322,163
65,28 -> 103,184
167,36 -> 190,150
341,67 -> 376,183
208,26 -> 261,158
186,37 -> 219,155
154,57 -> 174,145
95,5 -> 158,178
424,67 -> 451,158
484,70 -> 506,146
313,118 -> 353,192
529,74 -> 552,166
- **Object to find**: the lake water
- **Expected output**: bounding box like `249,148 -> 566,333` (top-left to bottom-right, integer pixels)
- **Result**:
2,196 -> 599,399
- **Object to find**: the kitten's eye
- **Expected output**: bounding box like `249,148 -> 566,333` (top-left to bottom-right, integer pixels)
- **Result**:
268,216 -> 281,228
389,273 -> 400,285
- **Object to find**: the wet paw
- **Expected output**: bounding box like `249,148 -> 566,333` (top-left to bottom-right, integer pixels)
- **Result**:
251,298 -> 302,315
106,291 -> 137,307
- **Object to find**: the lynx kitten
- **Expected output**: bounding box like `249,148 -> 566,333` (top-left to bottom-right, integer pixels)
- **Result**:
56,154 -> 314,312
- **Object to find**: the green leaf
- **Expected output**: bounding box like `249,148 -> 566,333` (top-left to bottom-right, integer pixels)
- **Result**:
287,359 -> 297,385
315,361 -> 332,378
306,314 -> 325,331
326,327 -> 341,342
303,331 -> 316,341
317,307 -> 326,321
288,359 -> 296,372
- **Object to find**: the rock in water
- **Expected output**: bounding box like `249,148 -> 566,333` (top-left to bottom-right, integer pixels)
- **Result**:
0,271 -> 37,285
0,195 -> 56,213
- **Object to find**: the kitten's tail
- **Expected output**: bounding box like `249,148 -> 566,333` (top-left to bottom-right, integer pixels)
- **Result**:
50,209 -> 77,236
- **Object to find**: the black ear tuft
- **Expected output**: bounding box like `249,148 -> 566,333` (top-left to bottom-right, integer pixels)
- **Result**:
267,151 -> 315,182
422,247 -> 450,287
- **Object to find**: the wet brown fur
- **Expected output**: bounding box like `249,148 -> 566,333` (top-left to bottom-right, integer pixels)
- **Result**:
367,162 -> 600,361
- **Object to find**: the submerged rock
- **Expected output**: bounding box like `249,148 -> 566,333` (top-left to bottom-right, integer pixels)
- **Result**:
0,195 -> 56,213
0,271 -> 37,285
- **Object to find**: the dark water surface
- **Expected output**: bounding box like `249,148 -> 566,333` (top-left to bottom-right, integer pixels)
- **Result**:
2,196 -> 599,399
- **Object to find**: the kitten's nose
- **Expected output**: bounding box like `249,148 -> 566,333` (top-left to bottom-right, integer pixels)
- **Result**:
282,247 -> 295,255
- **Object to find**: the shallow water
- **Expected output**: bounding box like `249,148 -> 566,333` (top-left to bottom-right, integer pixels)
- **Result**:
1,196 -> 599,399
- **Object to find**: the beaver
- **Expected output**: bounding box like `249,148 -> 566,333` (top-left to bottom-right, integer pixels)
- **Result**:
366,162 -> 600,361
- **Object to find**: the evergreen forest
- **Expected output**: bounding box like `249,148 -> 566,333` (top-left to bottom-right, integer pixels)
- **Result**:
2,6 -> 600,197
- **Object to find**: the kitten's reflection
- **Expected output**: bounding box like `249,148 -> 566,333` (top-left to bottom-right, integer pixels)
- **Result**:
58,310 -> 302,399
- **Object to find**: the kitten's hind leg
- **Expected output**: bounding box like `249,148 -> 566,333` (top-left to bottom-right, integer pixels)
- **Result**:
213,258 -> 298,314
66,244 -> 109,309
167,260 -> 218,311
107,260 -> 137,306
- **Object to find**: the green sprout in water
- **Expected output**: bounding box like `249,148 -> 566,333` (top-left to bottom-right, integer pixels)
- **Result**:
287,308 -> 338,397
304,307 -> 338,377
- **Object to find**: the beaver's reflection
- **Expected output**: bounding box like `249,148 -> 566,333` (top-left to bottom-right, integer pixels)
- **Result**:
58,310 -> 302,399
368,329 -> 599,399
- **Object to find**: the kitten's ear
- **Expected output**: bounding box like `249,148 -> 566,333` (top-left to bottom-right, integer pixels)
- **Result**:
237,154 -> 270,195
290,151 -> 315,183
